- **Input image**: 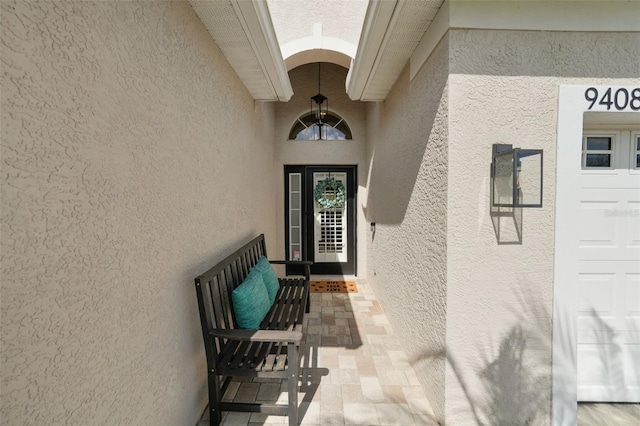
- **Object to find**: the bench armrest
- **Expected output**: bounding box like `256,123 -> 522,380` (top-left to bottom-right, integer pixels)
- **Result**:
269,260 -> 312,280
210,328 -> 302,344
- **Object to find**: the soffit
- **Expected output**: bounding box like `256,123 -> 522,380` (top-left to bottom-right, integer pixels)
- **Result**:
189,0 -> 292,101
347,0 -> 445,101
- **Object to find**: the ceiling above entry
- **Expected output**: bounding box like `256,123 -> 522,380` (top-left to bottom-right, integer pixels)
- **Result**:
189,0 -> 446,103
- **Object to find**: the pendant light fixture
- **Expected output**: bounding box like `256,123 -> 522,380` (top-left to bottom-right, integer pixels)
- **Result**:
310,62 -> 328,138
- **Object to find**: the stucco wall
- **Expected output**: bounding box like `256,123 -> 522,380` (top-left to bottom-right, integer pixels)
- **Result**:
274,63 -> 367,274
444,29 -> 640,425
1,2 -> 276,424
364,36 -> 449,421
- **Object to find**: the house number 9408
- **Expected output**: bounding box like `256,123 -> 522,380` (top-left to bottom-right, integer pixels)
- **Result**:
585,87 -> 640,111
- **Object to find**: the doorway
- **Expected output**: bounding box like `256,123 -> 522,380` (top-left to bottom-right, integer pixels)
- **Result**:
284,165 -> 357,275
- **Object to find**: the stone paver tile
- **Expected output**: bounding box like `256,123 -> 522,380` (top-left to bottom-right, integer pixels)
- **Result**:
222,381 -> 240,402
377,369 -> 409,386
338,355 -> 357,370
331,368 -> 360,385
343,402 -> 381,425
320,383 -> 343,407
300,401 -> 321,425
248,413 -> 286,424
373,314 -> 389,324
341,384 -> 365,403
307,317 -> 322,326
322,335 -> 338,346
360,377 -> 385,403
223,411 -> 251,425
382,385 -> 407,404
376,403 -> 415,425
387,350 -> 411,368
337,334 -> 353,345
402,385 -> 427,401
320,350 -> 340,368
257,383 -> 281,401
355,356 -> 377,377
234,382 -> 259,402
322,315 -> 336,326
329,325 -> 350,335
308,325 -> 323,335
335,318 -> 350,326
320,410 -> 346,425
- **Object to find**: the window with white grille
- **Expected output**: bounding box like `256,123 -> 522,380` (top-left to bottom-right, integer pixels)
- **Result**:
313,172 -> 347,263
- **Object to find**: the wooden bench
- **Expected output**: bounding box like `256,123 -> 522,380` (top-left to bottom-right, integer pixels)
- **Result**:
194,234 -> 311,426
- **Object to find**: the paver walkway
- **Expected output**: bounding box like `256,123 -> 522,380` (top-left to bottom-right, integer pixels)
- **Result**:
198,279 -> 438,425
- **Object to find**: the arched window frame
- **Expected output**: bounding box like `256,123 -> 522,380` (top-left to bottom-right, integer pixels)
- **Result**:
289,112 -> 353,140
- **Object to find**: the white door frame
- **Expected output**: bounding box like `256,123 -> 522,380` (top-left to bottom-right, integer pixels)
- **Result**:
553,85 -> 639,425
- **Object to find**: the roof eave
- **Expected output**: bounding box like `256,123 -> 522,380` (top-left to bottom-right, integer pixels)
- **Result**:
345,0 -> 400,101
231,0 -> 293,101
190,0 -> 293,102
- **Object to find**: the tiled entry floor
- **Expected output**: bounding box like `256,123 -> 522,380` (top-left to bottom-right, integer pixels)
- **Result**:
198,280 -> 438,425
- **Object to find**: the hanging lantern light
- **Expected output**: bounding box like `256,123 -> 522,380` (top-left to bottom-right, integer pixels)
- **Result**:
310,62 -> 328,138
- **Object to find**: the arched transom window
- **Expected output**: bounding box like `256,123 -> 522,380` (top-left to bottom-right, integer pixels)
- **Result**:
289,112 -> 352,140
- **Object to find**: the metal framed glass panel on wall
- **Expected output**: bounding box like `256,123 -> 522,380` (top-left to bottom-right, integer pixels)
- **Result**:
284,165 -> 357,276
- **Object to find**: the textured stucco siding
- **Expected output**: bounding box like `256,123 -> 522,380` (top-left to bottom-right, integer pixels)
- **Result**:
274,63 -> 367,273
445,29 -> 640,425
364,36 -> 449,421
1,1 -> 276,424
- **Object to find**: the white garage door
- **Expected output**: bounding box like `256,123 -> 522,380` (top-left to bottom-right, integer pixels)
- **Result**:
577,130 -> 640,402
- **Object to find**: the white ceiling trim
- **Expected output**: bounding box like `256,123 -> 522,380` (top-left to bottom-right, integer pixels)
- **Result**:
345,0 -> 400,101
281,36 -> 356,68
190,0 -> 293,101
346,0 -> 444,101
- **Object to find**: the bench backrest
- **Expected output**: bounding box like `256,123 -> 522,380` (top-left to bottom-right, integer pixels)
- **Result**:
194,234 -> 268,362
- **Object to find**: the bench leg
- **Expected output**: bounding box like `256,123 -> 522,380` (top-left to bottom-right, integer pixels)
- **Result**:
287,342 -> 299,425
209,369 -> 222,426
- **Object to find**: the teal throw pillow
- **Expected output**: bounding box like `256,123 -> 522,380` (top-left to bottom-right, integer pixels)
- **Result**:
253,256 -> 280,305
231,270 -> 270,330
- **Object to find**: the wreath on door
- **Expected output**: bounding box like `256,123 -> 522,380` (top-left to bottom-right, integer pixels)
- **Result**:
314,177 -> 346,209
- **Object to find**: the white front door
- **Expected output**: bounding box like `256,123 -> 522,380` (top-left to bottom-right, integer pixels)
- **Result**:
577,130 -> 640,402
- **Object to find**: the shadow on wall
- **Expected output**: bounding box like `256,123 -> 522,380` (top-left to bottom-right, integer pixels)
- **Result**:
490,205 -> 523,245
410,287 -> 580,425
362,69 -> 447,225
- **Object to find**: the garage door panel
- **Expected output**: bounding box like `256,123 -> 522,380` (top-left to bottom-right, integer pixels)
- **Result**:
578,201 -> 618,248
578,344 -> 625,383
577,129 -> 640,402
628,201 -> 640,248
577,341 -> 640,402
578,330 -> 639,343
626,274 -> 640,316
577,273 -> 615,316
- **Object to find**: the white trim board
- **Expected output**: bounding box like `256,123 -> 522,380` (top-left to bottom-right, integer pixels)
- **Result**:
553,85 -> 640,425
411,0 -> 640,81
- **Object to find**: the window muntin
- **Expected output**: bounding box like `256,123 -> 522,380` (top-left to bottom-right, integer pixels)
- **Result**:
289,112 -> 352,140
582,135 -> 614,169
